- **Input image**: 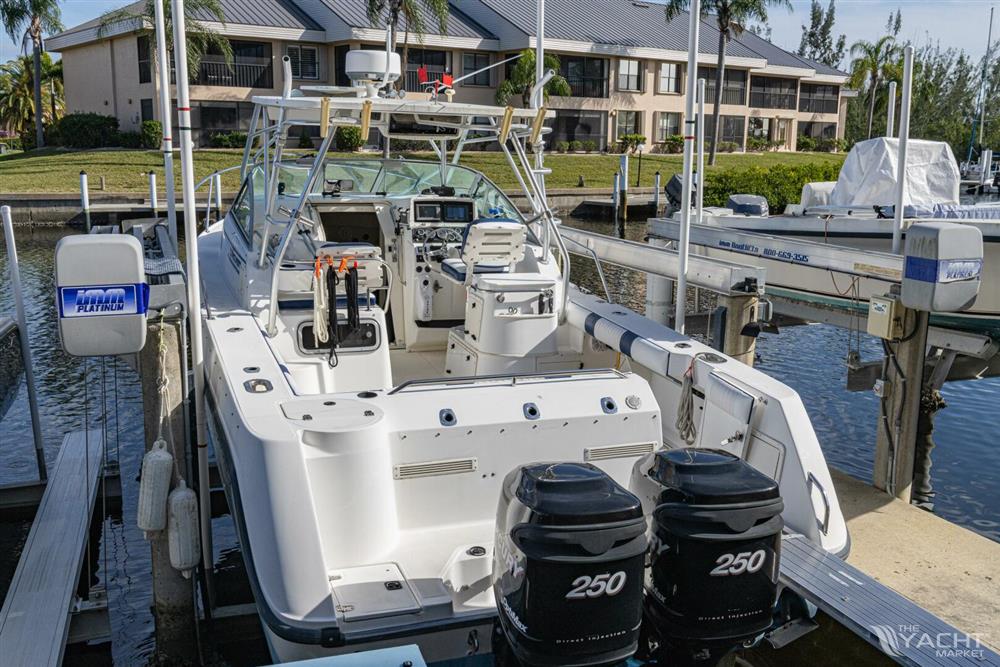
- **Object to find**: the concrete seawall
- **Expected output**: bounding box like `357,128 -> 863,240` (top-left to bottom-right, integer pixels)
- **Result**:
1,187 -> 663,224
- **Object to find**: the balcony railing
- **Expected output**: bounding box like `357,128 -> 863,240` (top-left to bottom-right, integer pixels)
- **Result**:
564,78 -> 608,99
750,91 -> 797,110
404,67 -> 447,93
799,97 -> 839,114
194,56 -> 273,89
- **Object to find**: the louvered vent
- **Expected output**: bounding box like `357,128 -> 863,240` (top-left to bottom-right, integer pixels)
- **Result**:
393,457 -> 478,480
584,442 -> 656,461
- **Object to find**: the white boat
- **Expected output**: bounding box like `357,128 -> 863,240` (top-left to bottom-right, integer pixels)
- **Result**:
198,55 -> 849,663
698,138 -> 1000,337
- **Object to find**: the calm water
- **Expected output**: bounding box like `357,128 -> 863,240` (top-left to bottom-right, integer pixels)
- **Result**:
1,222 -> 998,665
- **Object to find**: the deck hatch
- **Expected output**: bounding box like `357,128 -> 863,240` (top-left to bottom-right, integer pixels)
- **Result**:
584,442 -> 656,461
393,457 -> 478,480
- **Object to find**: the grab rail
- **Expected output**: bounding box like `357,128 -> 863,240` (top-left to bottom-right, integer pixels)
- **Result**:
387,368 -> 627,395
807,472 -> 831,535
195,165 -> 242,230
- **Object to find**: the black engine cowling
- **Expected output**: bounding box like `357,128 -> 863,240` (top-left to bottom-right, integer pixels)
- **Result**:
630,448 -> 784,664
492,462 -> 648,667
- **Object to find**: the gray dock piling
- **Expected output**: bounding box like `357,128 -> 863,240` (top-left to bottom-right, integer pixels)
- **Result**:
717,294 -> 759,367
149,172 -> 159,216
138,310 -> 198,664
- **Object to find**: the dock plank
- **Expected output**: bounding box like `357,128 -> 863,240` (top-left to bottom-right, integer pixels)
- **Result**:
0,430 -> 105,666
780,532 -> 1000,666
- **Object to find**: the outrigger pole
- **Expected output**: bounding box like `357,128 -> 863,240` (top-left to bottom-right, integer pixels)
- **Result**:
169,0 -> 213,586
152,0 -> 178,251
676,0 -> 701,334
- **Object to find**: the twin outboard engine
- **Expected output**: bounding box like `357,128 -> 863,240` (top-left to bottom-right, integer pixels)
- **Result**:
492,462 -> 648,666
630,448 -> 784,665
492,451 -> 783,667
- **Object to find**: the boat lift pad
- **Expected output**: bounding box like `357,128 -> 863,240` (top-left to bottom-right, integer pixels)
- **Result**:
780,533 -> 1000,666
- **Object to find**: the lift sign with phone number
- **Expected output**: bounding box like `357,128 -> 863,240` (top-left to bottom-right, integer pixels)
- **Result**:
717,239 -> 811,264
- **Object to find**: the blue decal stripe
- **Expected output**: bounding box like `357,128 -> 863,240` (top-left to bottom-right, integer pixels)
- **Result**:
904,256 -> 938,283
619,330 -> 638,357
584,313 -> 601,336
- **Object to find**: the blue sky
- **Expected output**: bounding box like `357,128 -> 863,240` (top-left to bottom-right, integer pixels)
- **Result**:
1,0 -> 996,64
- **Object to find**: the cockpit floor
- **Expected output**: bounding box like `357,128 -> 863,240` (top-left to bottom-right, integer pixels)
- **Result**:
389,348 -> 448,386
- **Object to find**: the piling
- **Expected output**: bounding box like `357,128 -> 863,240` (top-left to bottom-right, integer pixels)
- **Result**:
612,173 -> 620,222
138,309 -> 198,663
653,172 -> 661,213
149,171 -> 159,216
644,237 -> 673,326
79,171 -> 91,232
874,308 -> 930,502
717,294 -> 759,366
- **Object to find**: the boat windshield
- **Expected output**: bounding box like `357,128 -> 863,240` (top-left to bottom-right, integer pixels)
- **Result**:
277,159 -> 522,221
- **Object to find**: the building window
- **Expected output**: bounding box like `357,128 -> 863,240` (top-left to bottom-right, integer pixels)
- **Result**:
697,67 -> 747,105
462,52 -> 491,86
617,111 -> 641,138
706,115 -> 746,149
140,98 -> 154,123
137,35 -> 151,84
658,62 -> 680,93
799,83 -> 839,114
798,121 -> 836,139
188,40 -> 273,88
560,56 -> 609,98
550,110 -> 607,146
749,76 -> 797,110
617,58 -> 642,92
656,112 -> 681,141
287,45 -> 319,80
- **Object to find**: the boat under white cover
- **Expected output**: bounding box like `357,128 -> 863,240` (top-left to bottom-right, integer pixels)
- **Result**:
199,91 -> 848,662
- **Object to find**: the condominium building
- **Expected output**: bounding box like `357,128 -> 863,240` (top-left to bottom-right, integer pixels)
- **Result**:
48,0 -> 850,149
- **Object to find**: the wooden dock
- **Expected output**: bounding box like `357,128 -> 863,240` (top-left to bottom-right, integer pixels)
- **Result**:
0,430 -> 107,666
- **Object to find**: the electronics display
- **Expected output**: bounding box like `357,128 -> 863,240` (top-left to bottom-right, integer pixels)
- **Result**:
411,198 -> 475,226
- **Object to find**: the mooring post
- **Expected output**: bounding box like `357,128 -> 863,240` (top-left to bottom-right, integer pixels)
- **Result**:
79,170 -> 91,232
213,172 -> 223,220
612,173 -> 620,222
149,171 -> 159,216
138,311 -> 198,663
653,171 -> 661,213
620,154 -> 629,224
874,308 -> 930,502
717,294 -> 759,366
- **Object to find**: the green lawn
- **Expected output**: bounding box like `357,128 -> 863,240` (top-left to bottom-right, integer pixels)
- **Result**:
0,146 -> 845,194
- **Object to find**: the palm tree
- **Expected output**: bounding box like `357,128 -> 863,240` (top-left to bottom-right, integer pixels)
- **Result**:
98,0 -> 232,81
849,35 -> 899,139
0,0 -> 62,148
495,50 -> 571,107
0,53 -> 62,140
664,0 -> 791,165
366,0 -> 449,89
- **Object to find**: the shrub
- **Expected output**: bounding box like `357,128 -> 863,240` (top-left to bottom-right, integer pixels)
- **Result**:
58,113 -> 119,149
618,133 -> 646,154
796,135 -> 817,152
116,131 -> 143,149
581,139 -> 597,153
140,120 -> 162,149
747,136 -> 770,152
718,141 -> 741,153
568,140 -> 583,152
555,140 -> 570,153
209,131 -> 247,148
700,161 -> 842,213
297,128 -> 314,149
334,126 -> 364,152
817,137 -> 844,153
661,134 -> 683,154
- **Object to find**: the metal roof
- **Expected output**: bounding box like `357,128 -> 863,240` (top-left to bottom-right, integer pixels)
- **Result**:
797,55 -> 850,77
462,0 -> 764,60
322,0 -> 496,39
48,0 -> 322,42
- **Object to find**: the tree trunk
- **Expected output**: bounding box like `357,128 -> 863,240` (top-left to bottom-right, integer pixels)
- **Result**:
866,75 -> 878,139
709,29 -> 727,165
32,27 -> 45,149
